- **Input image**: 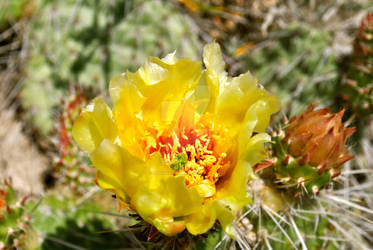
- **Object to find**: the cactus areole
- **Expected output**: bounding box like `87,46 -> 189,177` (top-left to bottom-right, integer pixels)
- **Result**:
255,104 -> 355,195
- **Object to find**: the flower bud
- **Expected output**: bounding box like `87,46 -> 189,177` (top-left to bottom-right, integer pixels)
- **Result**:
284,104 -> 355,170
255,104 -> 355,195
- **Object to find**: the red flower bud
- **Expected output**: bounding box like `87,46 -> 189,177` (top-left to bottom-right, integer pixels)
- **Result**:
283,103 -> 355,170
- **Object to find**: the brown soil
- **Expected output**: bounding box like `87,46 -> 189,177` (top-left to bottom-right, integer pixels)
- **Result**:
0,108 -> 48,195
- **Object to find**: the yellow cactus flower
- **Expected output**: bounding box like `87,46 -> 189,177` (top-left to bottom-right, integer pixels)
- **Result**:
73,42 -> 279,237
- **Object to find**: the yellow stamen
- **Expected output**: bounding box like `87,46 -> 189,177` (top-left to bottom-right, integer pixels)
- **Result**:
141,112 -> 231,198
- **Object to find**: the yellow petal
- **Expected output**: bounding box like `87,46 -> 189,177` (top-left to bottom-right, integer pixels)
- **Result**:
162,175 -> 203,217
214,202 -> 236,238
140,153 -> 174,191
139,60 -> 169,85
138,57 -> 202,123
203,41 -> 227,114
248,91 -> 279,133
112,77 -> 146,158
113,76 -> 146,125
109,73 -> 126,104
239,102 -> 273,154
161,51 -> 177,64
91,139 -> 148,201
131,172 -> 202,236
96,171 -> 128,204
123,151 -> 173,196
91,140 -> 125,185
216,160 -> 251,210
203,42 -> 227,85
131,189 -> 168,222
215,133 -> 269,210
185,202 -> 216,235
153,217 -> 186,236
214,72 -> 257,129
91,139 -> 132,202
193,180 -> 216,198
203,42 -> 279,133
238,106 -> 258,151
192,71 -> 210,114
72,98 -> 117,153
113,56 -> 202,156
242,132 -> 271,166
117,56 -> 201,125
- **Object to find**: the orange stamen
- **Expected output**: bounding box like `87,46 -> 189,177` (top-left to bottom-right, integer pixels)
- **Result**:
139,108 -> 231,195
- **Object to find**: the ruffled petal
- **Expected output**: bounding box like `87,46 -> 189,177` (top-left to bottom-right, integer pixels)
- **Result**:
215,133 -> 270,210
185,202 -> 216,235
239,101 -> 274,153
139,57 -> 202,123
215,72 -> 256,127
153,218 -> 186,236
203,42 -> 227,114
131,168 -> 203,236
120,152 -> 173,197
132,189 -> 186,236
192,71 -> 210,114
162,176 -> 203,217
131,189 -> 168,222
242,133 -> 271,166
203,42 -> 279,133
248,91 -> 279,133
131,176 -> 202,237
109,73 -> 125,104
72,98 -> 117,153
91,139 -> 152,203
91,140 -> 136,202
91,140 -> 125,186
112,56 -> 202,158
214,202 -> 236,238
96,171 -> 128,205
140,153 -> 174,191
215,160 -> 251,210
115,56 -> 202,125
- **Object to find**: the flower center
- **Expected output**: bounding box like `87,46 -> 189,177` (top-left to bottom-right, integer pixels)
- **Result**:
141,116 -> 230,197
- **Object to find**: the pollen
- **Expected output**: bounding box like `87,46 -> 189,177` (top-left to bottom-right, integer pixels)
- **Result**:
140,113 -> 231,197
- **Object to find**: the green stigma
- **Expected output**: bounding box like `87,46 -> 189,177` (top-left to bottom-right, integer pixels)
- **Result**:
170,152 -> 188,171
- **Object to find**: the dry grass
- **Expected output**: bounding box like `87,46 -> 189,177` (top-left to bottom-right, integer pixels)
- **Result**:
0,12 -> 47,195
